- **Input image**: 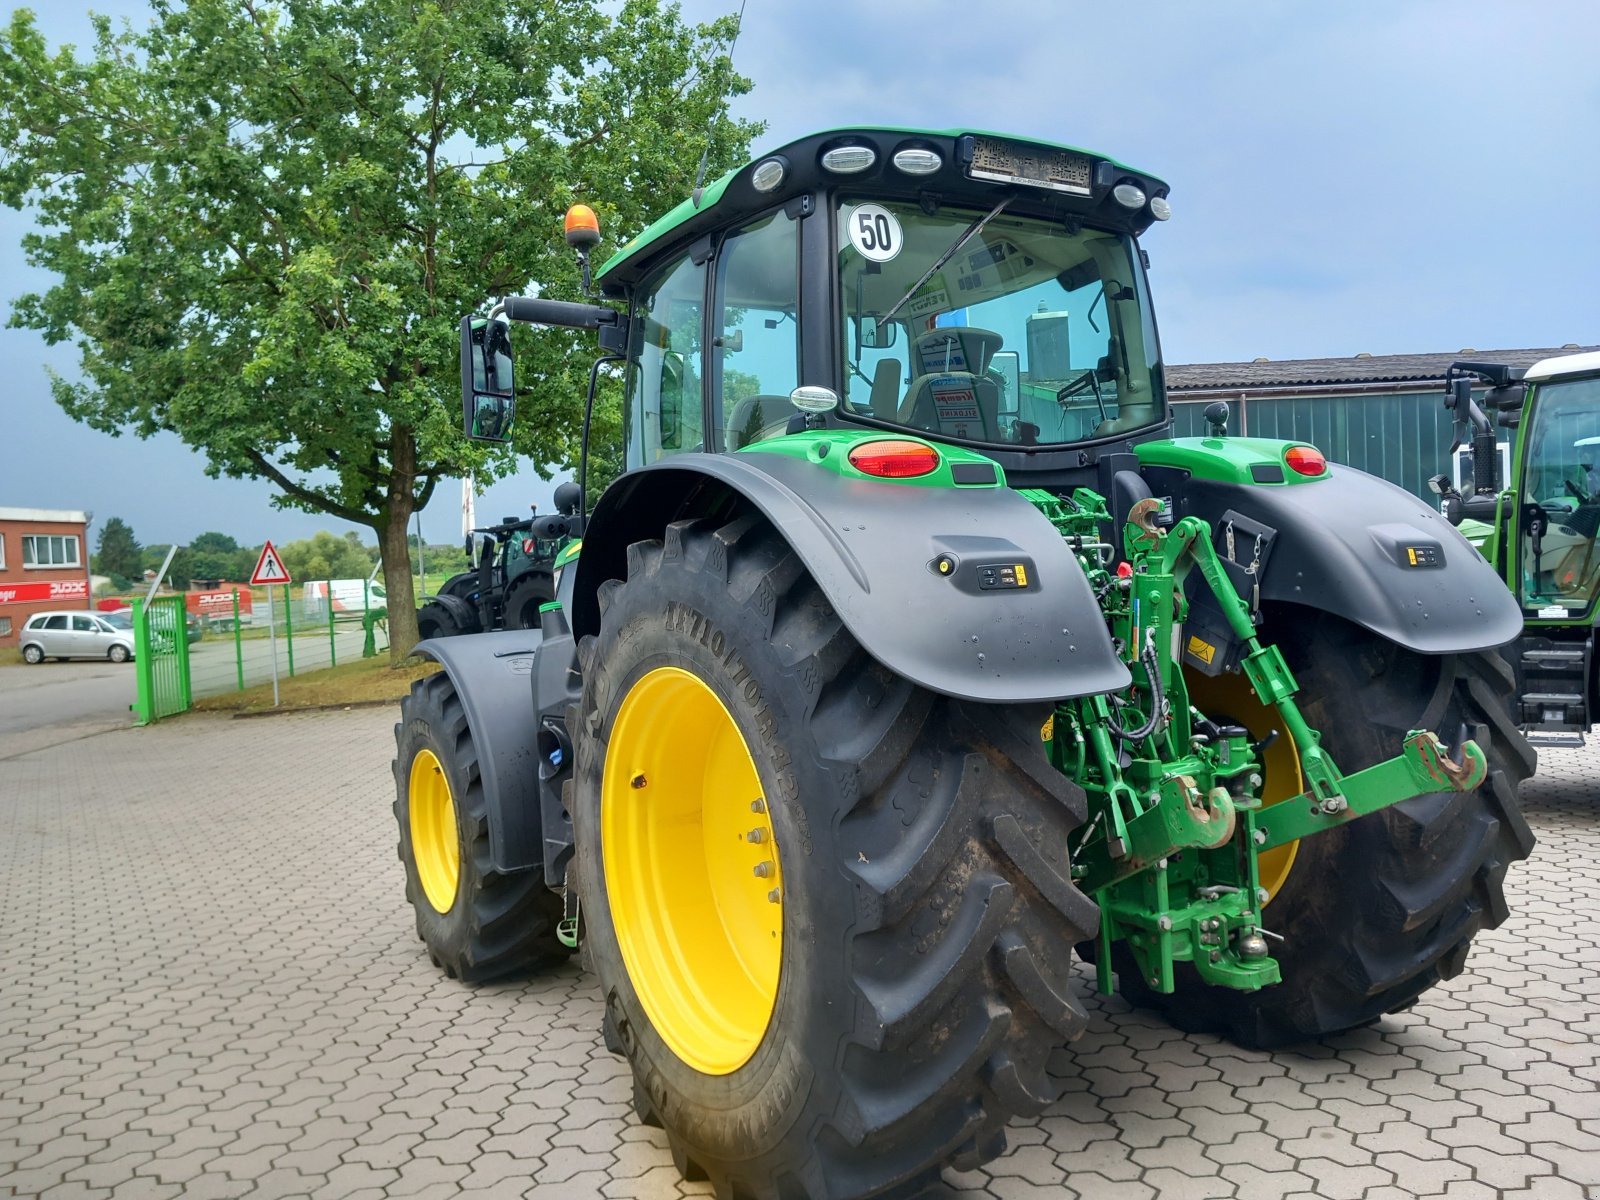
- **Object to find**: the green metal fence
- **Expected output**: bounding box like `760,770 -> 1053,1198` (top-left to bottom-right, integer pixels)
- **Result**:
131,596 -> 193,725
185,580 -> 390,704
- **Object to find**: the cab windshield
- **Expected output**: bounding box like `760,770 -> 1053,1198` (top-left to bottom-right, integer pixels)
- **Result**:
838,197 -> 1164,447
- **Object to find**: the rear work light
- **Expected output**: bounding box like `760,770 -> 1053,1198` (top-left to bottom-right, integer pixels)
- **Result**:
847,440 -> 940,478
1284,445 -> 1327,476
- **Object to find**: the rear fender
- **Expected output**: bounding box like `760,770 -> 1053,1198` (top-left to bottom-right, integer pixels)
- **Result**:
1153,464 -> 1524,654
571,452 -> 1129,704
411,629 -> 574,877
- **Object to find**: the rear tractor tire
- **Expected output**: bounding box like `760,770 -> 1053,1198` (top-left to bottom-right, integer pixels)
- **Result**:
392,672 -> 568,981
571,513 -> 1099,1200
1117,608 -> 1535,1048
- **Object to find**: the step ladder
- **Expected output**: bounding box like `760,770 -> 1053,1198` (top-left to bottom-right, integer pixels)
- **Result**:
1515,636 -> 1591,745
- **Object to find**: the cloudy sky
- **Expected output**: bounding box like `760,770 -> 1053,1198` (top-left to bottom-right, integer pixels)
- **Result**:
2,0 -> 1597,549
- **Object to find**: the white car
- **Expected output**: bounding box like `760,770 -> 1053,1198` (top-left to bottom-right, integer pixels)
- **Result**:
19,610 -> 137,663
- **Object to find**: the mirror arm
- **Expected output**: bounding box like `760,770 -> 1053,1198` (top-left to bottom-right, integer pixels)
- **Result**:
493,295 -> 630,355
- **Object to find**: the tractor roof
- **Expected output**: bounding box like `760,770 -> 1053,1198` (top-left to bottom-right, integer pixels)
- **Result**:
1525,349 -> 1600,382
594,127 -> 1169,295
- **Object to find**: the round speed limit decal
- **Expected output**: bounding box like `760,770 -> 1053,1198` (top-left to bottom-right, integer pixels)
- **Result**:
848,203 -> 902,263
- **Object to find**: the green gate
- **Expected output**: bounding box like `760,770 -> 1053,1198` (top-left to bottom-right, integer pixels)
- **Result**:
132,596 -> 193,725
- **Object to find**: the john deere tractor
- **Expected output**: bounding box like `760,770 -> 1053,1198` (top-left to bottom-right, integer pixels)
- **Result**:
415,484 -> 580,639
392,128 -> 1534,1199
1431,352 -> 1600,743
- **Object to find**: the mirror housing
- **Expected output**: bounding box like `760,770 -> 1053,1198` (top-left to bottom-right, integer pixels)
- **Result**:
460,316 -> 516,443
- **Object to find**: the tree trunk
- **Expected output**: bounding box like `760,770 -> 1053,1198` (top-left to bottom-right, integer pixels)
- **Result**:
379,501 -> 421,664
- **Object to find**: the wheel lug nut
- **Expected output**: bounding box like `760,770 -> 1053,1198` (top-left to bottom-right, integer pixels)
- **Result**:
753,862 -> 773,878
750,798 -> 766,813
746,828 -> 766,844
767,888 -> 781,904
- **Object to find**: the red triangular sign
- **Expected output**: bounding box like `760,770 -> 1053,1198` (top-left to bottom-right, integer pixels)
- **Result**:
250,540 -> 293,585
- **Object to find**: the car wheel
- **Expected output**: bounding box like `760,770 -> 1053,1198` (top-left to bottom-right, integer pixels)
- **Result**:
22,644 -> 44,664
108,644 -> 130,663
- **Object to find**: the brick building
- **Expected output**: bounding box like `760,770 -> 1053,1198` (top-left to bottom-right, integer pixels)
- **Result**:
0,507 -> 92,648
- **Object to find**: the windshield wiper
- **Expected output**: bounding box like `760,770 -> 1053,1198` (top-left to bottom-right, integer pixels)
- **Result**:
877,197 -> 1011,331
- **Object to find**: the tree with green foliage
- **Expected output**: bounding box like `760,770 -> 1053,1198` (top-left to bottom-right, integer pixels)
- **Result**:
93,516 -> 142,580
0,0 -> 759,661
142,544 -> 194,591
188,531 -> 252,583
277,531 -> 376,583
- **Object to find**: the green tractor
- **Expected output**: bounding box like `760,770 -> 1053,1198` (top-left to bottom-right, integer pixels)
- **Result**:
415,486 -> 580,639
1432,351 -> 1600,741
392,128 -> 1535,1199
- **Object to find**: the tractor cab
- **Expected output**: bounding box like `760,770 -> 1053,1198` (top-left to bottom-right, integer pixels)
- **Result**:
1440,351 -> 1600,740
461,128 -> 1173,492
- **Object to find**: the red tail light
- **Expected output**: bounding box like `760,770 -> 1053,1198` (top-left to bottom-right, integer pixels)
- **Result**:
847,440 -> 940,478
1284,445 -> 1327,476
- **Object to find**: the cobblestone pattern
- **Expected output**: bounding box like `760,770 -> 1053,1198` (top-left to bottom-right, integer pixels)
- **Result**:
1,709 -> 1595,1199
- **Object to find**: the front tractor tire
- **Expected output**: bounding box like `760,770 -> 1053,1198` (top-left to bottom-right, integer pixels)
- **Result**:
571,514 -> 1099,1200
1121,609 -> 1535,1048
392,673 -> 568,981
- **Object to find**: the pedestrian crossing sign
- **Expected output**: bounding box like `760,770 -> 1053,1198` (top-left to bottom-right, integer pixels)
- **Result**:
250,541 -> 293,586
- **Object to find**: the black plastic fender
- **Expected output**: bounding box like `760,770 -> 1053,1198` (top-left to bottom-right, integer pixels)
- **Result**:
572,451 -> 1130,704
410,630 -> 546,873
418,591 -> 479,637
1158,464 -> 1524,654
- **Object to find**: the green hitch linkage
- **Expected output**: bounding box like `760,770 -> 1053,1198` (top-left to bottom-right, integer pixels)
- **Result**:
1164,513 -> 1489,834
1073,507 -> 1492,998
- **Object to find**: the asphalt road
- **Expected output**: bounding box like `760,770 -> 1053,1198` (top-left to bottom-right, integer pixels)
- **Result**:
0,658 -> 135,760
0,621 -> 381,757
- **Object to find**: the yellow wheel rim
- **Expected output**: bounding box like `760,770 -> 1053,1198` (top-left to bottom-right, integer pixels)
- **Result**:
602,666 -> 782,1076
1184,669 -> 1302,905
409,748 -> 460,913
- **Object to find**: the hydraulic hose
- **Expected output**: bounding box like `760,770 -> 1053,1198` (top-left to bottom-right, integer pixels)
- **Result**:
1108,636 -> 1165,744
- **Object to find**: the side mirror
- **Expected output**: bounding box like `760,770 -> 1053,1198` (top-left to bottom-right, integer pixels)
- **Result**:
460,316 -> 516,443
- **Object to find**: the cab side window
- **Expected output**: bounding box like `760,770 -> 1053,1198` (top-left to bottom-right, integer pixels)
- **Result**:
713,210 -> 799,450
626,253 -> 706,465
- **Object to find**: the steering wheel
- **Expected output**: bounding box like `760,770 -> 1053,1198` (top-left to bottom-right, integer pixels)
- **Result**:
1565,478 -> 1592,505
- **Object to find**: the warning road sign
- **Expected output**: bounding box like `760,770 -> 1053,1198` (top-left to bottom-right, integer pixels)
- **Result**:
250,541 -> 293,586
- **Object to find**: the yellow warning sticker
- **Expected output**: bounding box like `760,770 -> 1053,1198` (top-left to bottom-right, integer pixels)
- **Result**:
1015,563 -> 1029,587
1041,714 -> 1054,742
1187,635 -> 1217,665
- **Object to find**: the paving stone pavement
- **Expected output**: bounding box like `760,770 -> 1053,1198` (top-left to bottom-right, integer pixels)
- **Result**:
1,708 -> 1596,1200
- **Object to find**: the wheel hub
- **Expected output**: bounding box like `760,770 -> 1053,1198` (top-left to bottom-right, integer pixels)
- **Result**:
602,666 -> 782,1076
409,748 -> 460,913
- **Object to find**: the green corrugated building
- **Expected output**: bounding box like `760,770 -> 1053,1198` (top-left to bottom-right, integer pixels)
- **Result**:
1167,345 -> 1599,500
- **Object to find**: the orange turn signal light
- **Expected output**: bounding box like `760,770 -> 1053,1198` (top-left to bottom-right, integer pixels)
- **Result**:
847,440 -> 940,479
564,203 -> 601,248
1284,445 -> 1327,476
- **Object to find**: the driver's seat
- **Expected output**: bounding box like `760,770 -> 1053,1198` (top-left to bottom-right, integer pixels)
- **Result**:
896,327 -> 1006,441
